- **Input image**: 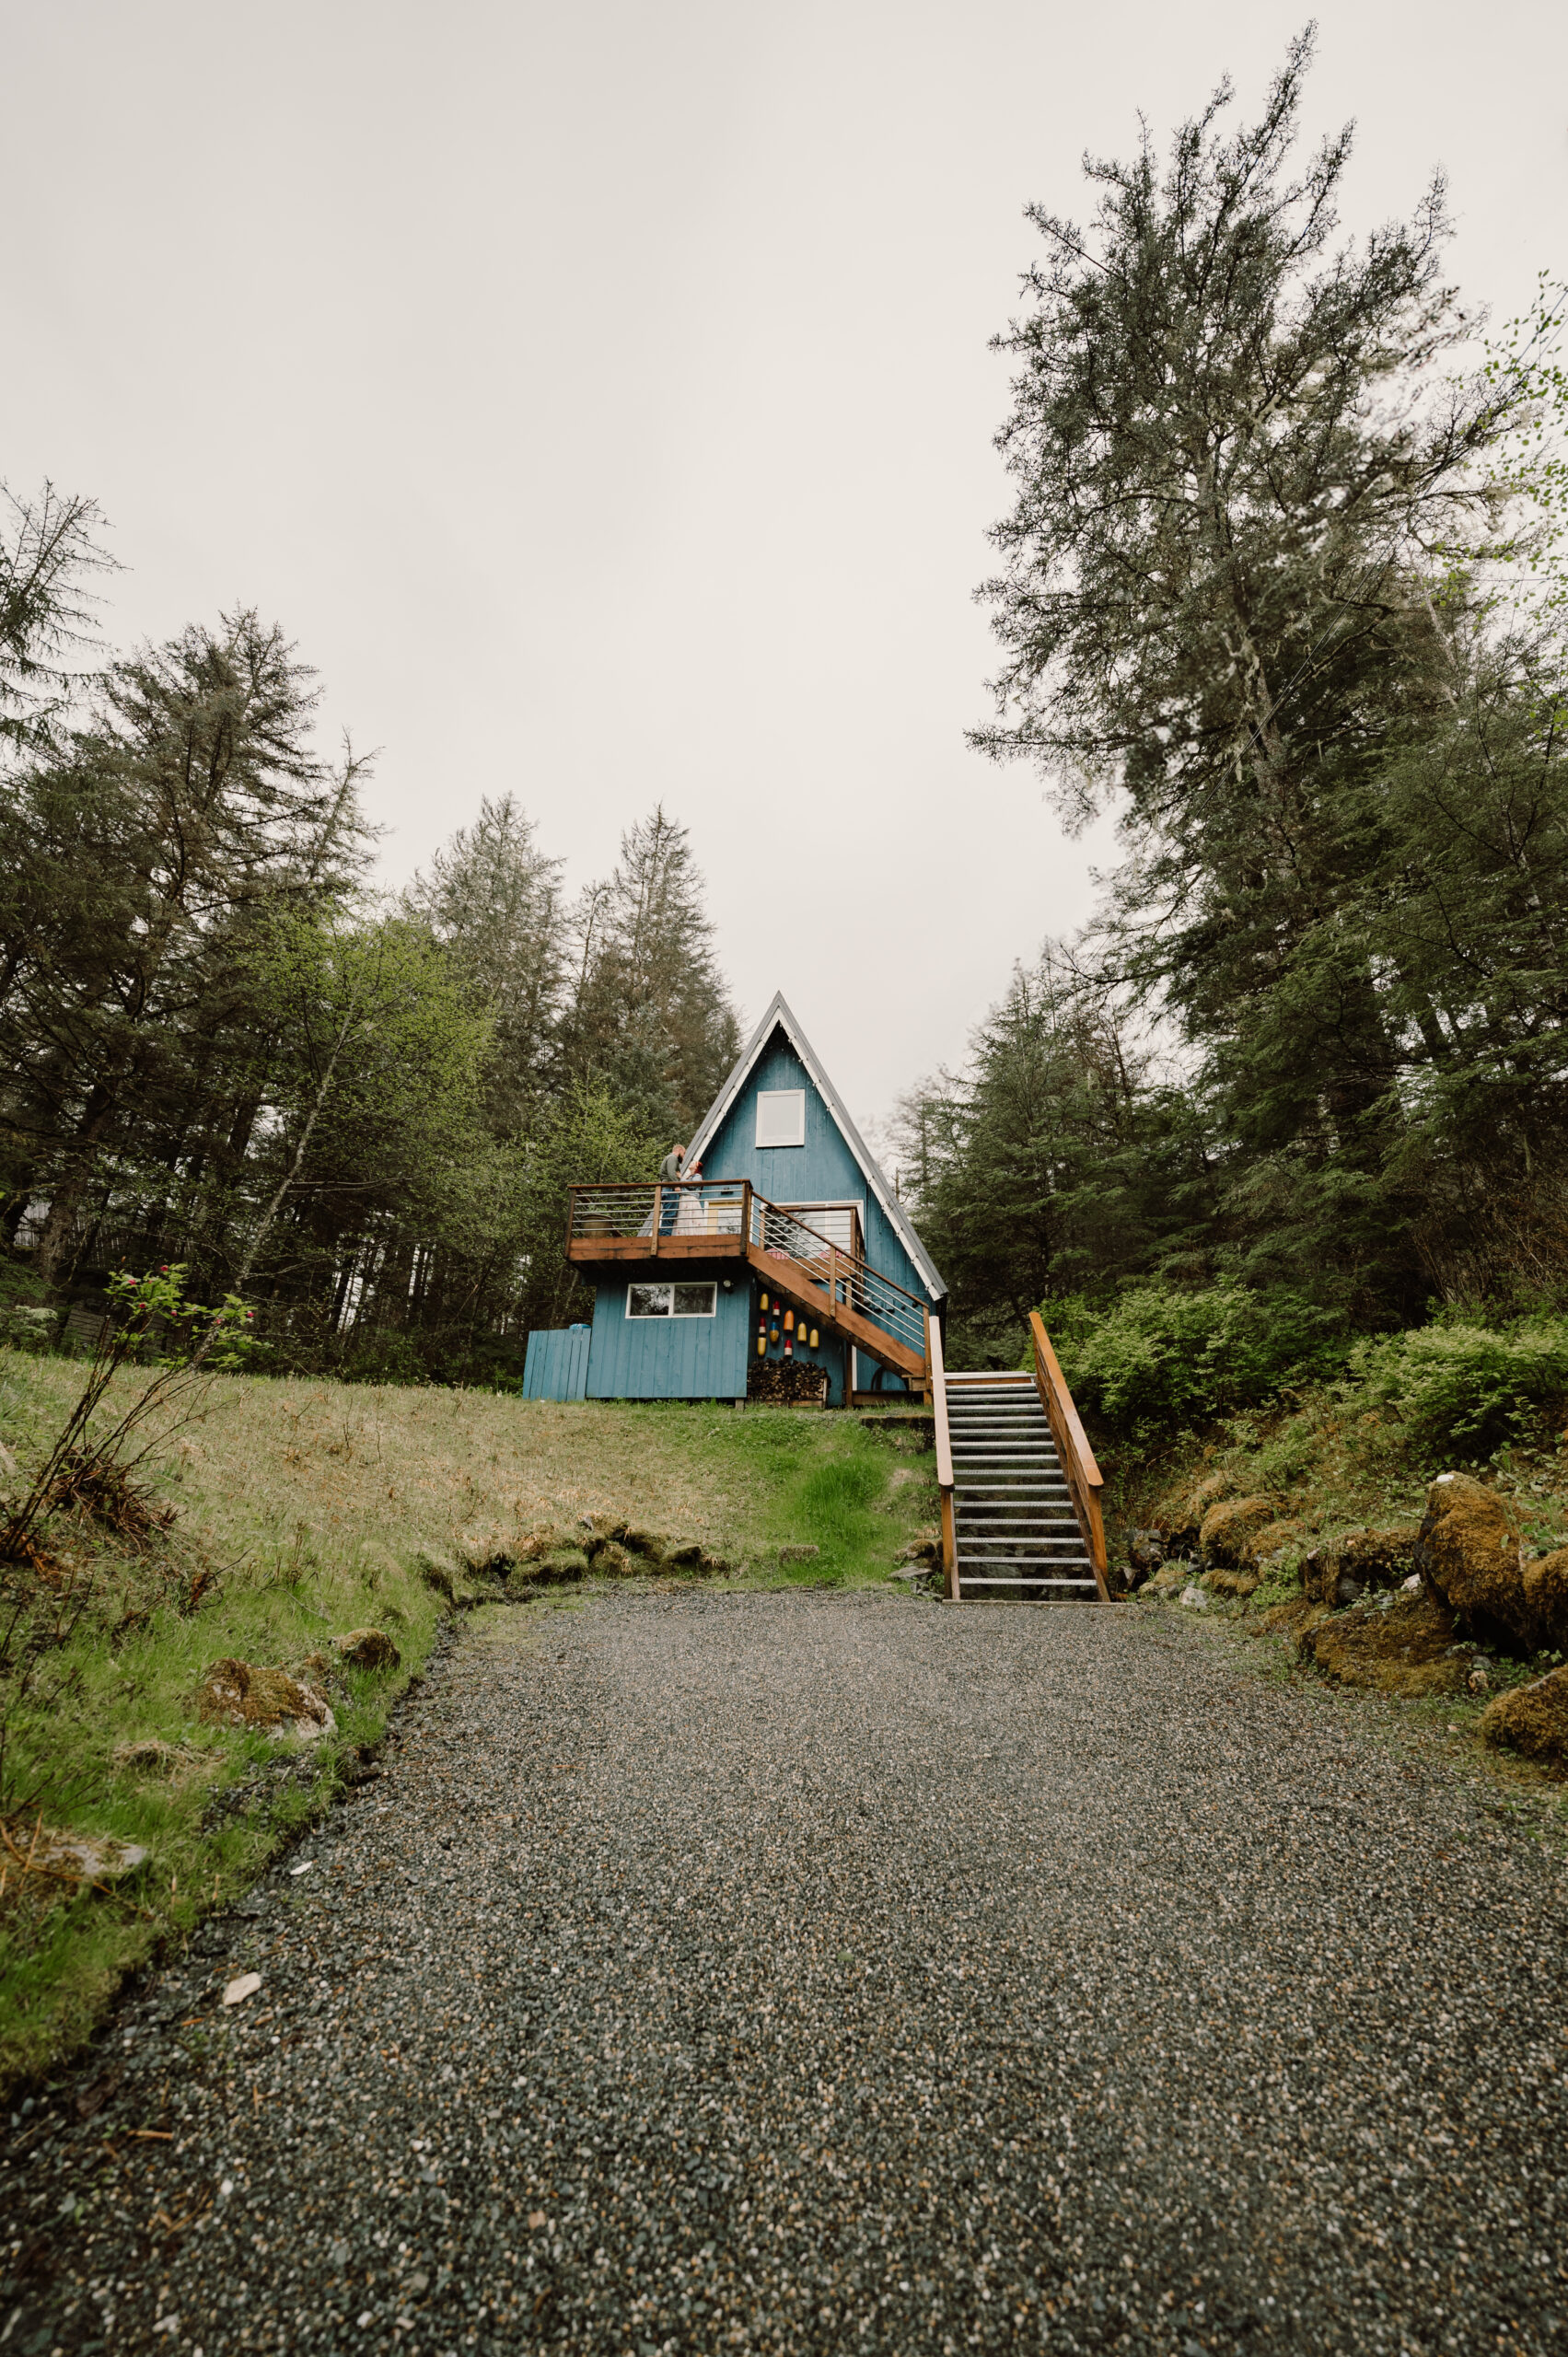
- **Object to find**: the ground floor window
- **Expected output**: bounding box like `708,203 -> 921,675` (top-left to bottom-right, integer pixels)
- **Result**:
626,1282 -> 717,1318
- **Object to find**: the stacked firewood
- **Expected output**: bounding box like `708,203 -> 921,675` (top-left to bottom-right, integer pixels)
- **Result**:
748,1360 -> 830,1407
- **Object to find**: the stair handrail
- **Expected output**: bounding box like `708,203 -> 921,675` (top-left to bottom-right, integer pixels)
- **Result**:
929,1317 -> 957,1601
1028,1312 -> 1110,1601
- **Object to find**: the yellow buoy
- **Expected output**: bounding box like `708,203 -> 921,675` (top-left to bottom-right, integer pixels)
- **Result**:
809,1327 -> 819,1349
757,1334 -> 766,1355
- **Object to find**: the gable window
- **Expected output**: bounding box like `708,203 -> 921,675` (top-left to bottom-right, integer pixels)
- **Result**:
755,1089 -> 806,1148
626,1282 -> 717,1319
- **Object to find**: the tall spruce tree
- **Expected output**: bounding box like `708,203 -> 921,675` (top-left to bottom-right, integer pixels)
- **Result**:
404,793 -> 565,1133
0,611 -> 369,1280
560,806 -> 739,1142
973,32 -> 1549,1312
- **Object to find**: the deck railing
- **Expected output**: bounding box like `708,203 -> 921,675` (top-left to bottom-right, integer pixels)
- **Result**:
567,1178 -> 751,1242
749,1197 -> 929,1363
1028,1310 -> 1109,1600
565,1180 -> 929,1366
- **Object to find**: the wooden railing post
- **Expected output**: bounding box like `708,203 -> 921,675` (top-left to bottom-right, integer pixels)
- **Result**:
929,1316 -> 957,1600
1028,1311 -> 1109,1600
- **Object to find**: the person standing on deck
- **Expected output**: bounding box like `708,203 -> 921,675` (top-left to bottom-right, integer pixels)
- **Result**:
658,1143 -> 685,1234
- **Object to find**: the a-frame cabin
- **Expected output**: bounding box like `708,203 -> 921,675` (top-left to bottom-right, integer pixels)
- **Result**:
541,992 -> 947,1406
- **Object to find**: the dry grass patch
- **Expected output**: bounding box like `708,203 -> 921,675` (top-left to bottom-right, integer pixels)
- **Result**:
0,1353 -> 937,2094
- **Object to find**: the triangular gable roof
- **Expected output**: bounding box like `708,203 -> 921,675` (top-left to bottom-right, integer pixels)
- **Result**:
687,991 -> 948,1303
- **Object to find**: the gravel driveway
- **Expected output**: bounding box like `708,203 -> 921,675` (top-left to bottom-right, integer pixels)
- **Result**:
6,1590 -> 1567,2355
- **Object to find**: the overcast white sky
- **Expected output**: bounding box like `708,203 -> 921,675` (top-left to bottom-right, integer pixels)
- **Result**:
5,0 -> 1565,1144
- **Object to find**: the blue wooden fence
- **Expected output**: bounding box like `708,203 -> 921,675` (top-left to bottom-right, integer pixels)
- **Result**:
522,1324 -> 592,1401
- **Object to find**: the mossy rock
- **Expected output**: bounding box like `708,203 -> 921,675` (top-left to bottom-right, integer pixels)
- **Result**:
416,1551 -> 459,1605
1199,1495 -> 1277,1567
332,1627 -> 401,1671
1414,1474 -> 1527,1648
1522,1549 -> 1568,1654
193,1658 -> 335,1736
1480,1666 -> 1568,1766
1300,1591 -> 1468,1697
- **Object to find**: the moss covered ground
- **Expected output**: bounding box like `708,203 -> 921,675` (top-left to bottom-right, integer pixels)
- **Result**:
1102,1385 -> 1568,1817
0,1350 -> 938,2096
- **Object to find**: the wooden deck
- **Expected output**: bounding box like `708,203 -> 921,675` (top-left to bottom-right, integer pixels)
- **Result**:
565,1181 -> 930,1386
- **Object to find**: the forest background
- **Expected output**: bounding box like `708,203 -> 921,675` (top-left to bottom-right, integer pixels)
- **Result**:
3,38 -> 1567,1412
0,571 -> 740,1383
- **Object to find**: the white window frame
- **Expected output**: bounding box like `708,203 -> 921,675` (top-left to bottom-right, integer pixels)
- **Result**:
755,1089 -> 806,1148
624,1281 -> 717,1320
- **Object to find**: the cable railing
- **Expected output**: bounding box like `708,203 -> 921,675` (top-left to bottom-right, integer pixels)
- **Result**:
567,1179 -> 749,1242
565,1180 -> 929,1364
749,1197 -> 928,1362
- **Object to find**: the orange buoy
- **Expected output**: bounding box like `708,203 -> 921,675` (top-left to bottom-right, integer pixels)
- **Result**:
784,1308 -> 794,1333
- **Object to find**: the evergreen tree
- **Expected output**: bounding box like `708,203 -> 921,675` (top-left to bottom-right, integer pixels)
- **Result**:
0,479 -> 113,762
973,33 -> 1561,1313
404,792 -> 565,1132
560,806 -> 739,1141
0,611 -> 370,1281
896,951 -> 1214,1360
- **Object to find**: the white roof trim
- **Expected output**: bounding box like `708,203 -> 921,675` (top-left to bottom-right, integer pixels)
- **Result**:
686,991 -> 948,1302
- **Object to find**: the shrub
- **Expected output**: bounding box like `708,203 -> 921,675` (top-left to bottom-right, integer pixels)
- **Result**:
1040,1282 -> 1346,1437
1343,1318 -> 1568,1457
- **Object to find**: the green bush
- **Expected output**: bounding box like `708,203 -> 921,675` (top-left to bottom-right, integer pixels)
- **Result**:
1040,1282 -> 1346,1437
1344,1318 -> 1568,1457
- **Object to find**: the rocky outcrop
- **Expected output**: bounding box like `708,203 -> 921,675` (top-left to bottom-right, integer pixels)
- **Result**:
575,1520 -> 730,1578
1126,1529 -> 1165,1585
1412,1475 -> 1568,1654
332,1628 -> 401,1671
1415,1473 -> 1525,1640
1199,1495 -> 1277,1567
195,1658 -> 335,1739
416,1550 -> 460,1604
6,1826 -> 149,1885
1302,1525 -> 1423,1608
1480,1666 -> 1568,1766
1300,1590 -> 1470,1697
1522,1548 -> 1568,1654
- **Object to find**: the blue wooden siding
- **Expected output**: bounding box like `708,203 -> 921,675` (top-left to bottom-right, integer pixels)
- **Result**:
699,1032 -> 922,1387
587,1274 -> 750,1399
522,1325 -> 591,1400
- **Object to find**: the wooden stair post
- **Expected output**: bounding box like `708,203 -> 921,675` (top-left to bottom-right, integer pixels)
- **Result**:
929,1316 -> 957,1600
1028,1312 -> 1109,1600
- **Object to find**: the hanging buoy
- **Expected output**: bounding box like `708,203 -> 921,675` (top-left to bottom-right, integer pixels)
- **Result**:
784,1308 -> 795,1333
760,1290 -> 769,1312
809,1327 -> 819,1350
757,1334 -> 766,1356
784,1337 -> 793,1356
770,1324 -> 780,1344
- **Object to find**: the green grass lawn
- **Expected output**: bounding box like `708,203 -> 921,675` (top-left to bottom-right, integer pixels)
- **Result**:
0,1352 -> 939,2096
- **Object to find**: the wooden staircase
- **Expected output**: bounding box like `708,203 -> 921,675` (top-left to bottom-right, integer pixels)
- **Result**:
932,1315 -> 1109,1602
